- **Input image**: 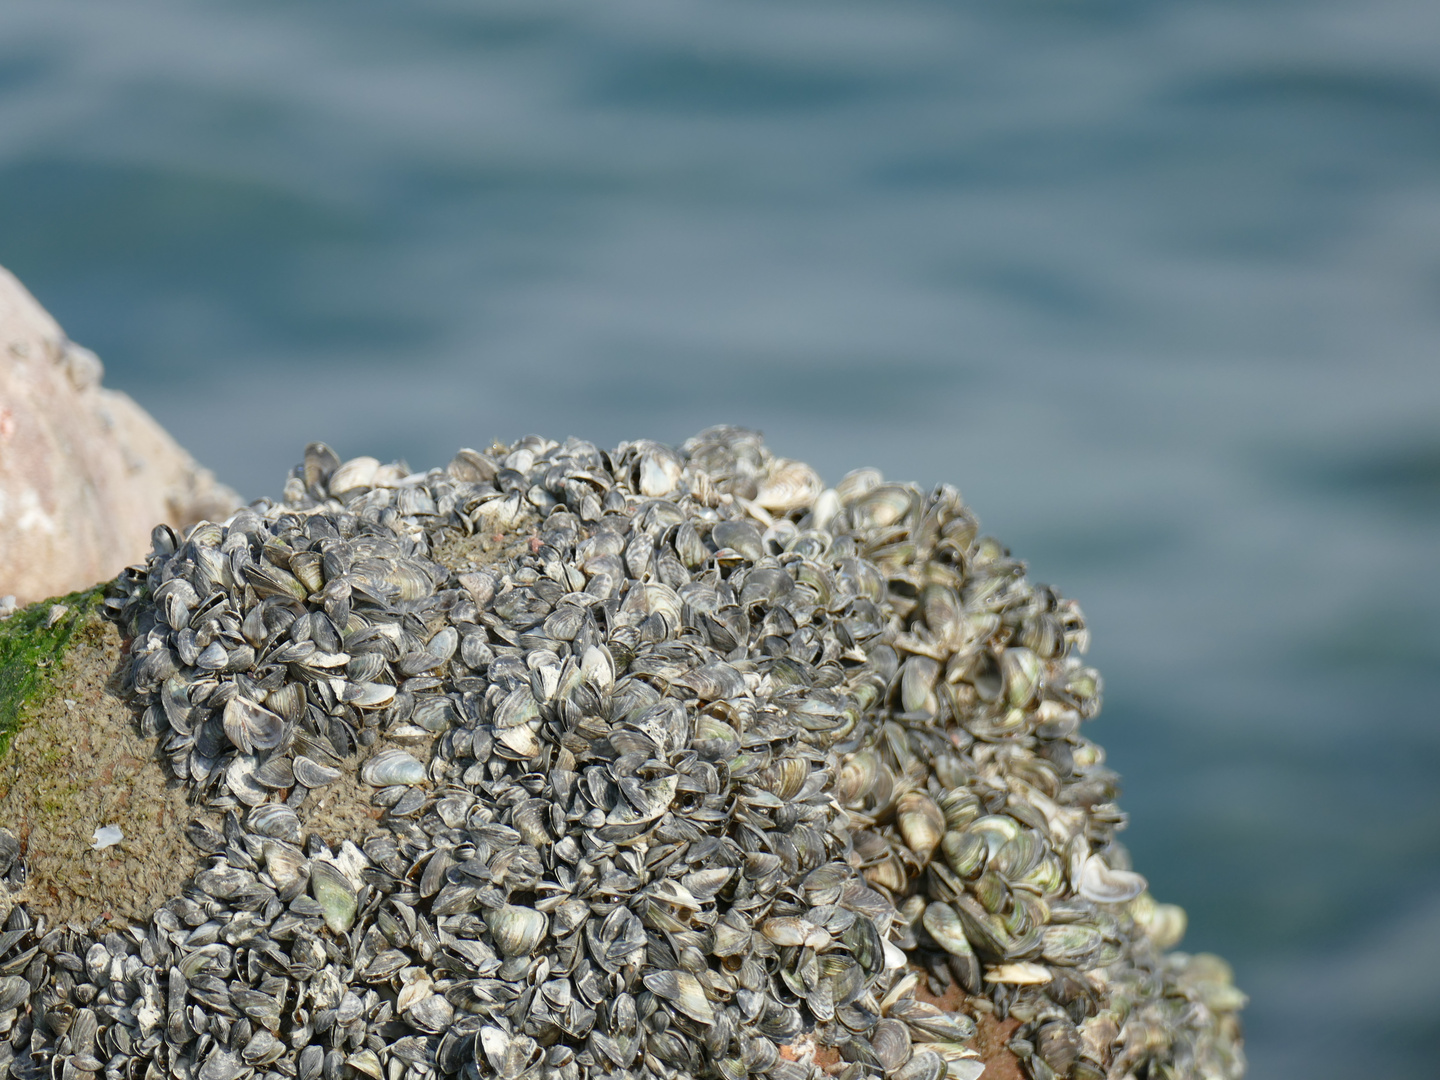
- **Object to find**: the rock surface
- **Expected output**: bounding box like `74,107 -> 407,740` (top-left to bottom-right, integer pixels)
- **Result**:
0,265 -> 238,604
0,589 -> 197,924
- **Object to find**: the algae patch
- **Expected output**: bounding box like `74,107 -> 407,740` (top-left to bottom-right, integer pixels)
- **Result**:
0,586 -> 104,759
0,592 -> 198,926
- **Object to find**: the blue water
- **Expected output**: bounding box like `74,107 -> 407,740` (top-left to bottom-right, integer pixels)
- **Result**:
2,1 -> 1438,1074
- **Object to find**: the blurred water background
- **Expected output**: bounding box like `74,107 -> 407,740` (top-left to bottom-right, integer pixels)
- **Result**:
1,0 -> 1437,1074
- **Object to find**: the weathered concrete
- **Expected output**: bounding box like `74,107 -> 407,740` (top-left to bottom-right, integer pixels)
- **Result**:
0,265 -> 239,603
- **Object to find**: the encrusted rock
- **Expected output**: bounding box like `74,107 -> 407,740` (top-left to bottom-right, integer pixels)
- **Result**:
0,431 -> 1246,1080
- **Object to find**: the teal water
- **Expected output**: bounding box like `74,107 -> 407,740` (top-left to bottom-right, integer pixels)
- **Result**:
2,1 -> 1438,1074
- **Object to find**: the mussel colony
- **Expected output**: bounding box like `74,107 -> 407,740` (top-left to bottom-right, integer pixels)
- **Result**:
0,428 -> 1244,1080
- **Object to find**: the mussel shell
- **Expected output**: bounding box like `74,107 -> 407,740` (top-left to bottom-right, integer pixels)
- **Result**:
360,749 -> 428,787
847,483 -> 915,530
1078,855 -> 1147,904
247,803 -> 303,844
892,1049 -> 946,1080
329,455 -> 380,495
921,902 -> 975,960
344,653 -> 388,683
412,695 -> 460,732
754,459 -> 822,513
641,969 -> 714,1025
222,697 -> 285,755
896,791 -> 945,863
1041,924 -> 1103,967
871,1019 -> 912,1073
711,521 -> 764,562
308,860 -> 357,934
292,755 -> 342,789
489,905 -> 547,958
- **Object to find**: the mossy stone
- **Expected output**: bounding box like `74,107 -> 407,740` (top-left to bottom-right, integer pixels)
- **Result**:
0,583 -> 199,924
0,585 -> 106,759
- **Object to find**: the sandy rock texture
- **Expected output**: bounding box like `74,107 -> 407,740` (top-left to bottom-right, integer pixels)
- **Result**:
0,265 -> 239,603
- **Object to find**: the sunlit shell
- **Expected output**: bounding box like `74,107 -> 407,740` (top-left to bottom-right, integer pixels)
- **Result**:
984,962 -> 1053,985
328,455 -> 381,494
490,905 -> 547,958
1078,854 -> 1148,904
247,803 -> 303,845
222,696 -> 285,755
307,860 -> 357,934
896,791 -> 945,864
360,749 -> 427,786
292,755 -> 342,788
754,458 -> 822,513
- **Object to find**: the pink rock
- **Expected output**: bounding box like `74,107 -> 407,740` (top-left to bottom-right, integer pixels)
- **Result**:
0,265 -> 239,604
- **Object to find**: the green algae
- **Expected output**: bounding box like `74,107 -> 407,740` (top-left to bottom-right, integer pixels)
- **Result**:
0,583 -> 201,925
0,584 -> 106,760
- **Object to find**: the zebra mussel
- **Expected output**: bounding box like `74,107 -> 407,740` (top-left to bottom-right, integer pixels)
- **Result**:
0,427 -> 1243,1080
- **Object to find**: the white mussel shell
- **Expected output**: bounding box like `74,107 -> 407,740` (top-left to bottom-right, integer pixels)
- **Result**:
360,749 -> 427,787
1078,854 -> 1147,904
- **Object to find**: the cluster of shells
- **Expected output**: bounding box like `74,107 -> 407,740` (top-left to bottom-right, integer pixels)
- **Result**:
0,428 -> 1244,1080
